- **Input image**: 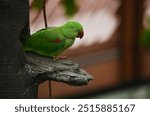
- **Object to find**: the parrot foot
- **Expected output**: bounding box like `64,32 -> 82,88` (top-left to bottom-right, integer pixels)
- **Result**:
53,56 -> 67,61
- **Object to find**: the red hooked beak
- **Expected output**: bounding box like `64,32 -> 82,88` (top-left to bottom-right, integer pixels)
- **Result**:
77,30 -> 84,39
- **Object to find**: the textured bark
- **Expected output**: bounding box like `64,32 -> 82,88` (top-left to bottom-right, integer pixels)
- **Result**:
25,53 -> 93,86
0,0 -> 32,98
0,0 -> 93,98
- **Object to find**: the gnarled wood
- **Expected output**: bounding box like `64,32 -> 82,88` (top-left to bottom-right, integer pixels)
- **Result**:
25,53 -> 93,86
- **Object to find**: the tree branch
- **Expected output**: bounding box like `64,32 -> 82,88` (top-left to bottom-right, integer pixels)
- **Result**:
25,53 -> 93,86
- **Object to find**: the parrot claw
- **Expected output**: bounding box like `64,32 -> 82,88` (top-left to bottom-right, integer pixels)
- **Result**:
53,56 -> 67,61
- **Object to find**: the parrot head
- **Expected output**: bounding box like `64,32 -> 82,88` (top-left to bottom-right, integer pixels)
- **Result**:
63,21 -> 84,39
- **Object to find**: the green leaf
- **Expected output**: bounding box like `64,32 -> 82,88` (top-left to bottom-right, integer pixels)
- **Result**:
32,0 -> 44,10
139,16 -> 150,48
31,0 -> 79,17
61,0 -> 79,17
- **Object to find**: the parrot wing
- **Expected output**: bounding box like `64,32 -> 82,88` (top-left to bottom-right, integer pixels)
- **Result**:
23,27 -> 66,57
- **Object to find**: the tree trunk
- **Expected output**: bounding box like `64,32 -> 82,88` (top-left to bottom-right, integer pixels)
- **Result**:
0,0 -> 93,99
0,0 -> 34,98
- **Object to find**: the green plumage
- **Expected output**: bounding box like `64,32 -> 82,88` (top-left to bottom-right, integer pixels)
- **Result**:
22,21 -> 84,58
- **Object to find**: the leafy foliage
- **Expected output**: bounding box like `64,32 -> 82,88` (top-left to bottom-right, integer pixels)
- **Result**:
31,0 -> 78,17
32,0 -> 44,10
140,17 -> 150,48
61,0 -> 78,17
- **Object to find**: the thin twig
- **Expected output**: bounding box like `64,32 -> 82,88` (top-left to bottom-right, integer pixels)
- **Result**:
43,0 -> 48,28
43,0 -> 51,98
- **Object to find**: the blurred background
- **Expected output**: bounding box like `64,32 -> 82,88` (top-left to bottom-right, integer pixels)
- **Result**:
29,0 -> 150,98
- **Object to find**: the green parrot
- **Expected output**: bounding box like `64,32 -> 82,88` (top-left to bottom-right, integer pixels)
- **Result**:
22,21 -> 84,58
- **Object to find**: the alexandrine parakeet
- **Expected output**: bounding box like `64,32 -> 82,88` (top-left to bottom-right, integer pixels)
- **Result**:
22,21 -> 84,58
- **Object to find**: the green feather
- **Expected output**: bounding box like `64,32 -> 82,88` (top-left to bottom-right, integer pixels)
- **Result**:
22,21 -> 83,58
